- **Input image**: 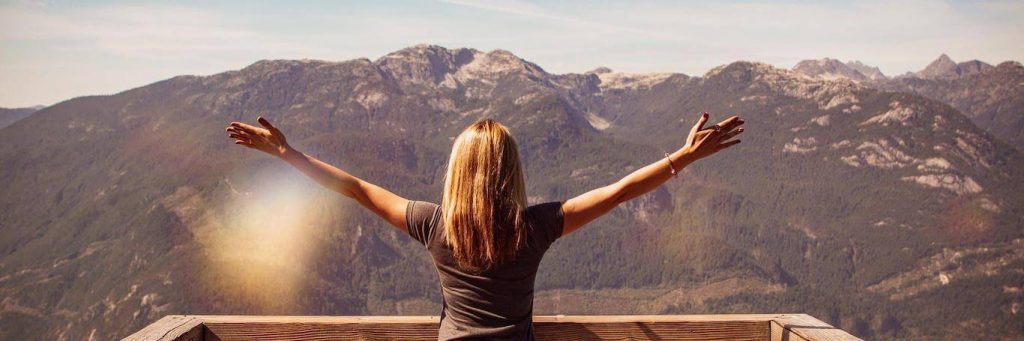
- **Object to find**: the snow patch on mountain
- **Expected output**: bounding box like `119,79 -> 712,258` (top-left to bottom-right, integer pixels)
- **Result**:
863,101 -> 920,126
597,72 -> 672,90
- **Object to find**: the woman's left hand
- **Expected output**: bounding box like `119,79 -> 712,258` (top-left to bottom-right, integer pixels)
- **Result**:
682,112 -> 744,161
225,116 -> 293,158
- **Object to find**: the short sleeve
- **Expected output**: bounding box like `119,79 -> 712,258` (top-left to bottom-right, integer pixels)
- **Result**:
406,200 -> 441,246
526,201 -> 565,249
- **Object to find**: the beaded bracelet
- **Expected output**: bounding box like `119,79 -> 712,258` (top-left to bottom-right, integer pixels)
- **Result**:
664,152 -> 678,177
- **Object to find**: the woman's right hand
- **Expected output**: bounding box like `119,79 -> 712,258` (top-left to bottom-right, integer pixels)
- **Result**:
682,112 -> 744,160
225,116 -> 293,158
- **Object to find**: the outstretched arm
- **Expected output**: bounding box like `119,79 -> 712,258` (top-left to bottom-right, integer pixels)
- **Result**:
561,112 -> 744,236
226,117 -> 409,231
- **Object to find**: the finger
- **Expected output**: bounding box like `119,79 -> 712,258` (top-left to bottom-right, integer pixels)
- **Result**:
722,119 -> 745,133
723,117 -> 745,131
717,139 -> 741,150
228,131 -> 253,139
234,140 -> 255,148
230,122 -> 261,134
707,117 -> 743,135
716,116 -> 741,129
719,128 -> 744,141
232,136 -> 253,145
257,116 -> 280,135
689,112 -> 709,143
694,112 -> 709,132
228,129 -> 254,139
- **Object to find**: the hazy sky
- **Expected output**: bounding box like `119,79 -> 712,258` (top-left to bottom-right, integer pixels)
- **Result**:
1,0 -> 1022,107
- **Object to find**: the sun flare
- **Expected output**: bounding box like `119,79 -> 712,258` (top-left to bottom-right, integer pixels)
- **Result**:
199,171 -> 331,312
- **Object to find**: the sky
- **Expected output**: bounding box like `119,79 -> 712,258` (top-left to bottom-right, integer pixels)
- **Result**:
1,0 -> 1022,108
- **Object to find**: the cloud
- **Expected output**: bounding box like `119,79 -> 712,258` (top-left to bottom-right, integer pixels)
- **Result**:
437,0 -> 652,35
0,3 -> 322,60
438,0 -> 554,20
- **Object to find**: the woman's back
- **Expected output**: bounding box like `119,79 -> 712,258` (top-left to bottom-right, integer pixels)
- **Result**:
406,200 -> 564,340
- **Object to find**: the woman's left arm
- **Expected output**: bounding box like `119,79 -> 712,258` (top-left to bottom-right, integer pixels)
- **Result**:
227,117 -> 409,232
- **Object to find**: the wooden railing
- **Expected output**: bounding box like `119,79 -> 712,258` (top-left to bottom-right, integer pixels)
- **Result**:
125,314 -> 862,340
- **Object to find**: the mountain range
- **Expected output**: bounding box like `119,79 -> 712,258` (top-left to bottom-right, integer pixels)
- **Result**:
1,45 -> 1022,340
793,54 -> 1024,152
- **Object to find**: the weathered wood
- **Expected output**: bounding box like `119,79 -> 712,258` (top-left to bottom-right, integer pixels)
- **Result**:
536,320 -> 766,340
772,314 -> 861,341
122,315 -> 203,341
771,320 -> 810,341
126,314 -> 862,341
202,318 -> 767,341
204,322 -> 439,340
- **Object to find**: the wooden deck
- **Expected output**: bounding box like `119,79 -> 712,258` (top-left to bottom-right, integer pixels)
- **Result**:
125,314 -> 861,340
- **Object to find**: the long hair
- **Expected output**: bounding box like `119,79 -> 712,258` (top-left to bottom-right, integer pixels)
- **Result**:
441,119 -> 528,272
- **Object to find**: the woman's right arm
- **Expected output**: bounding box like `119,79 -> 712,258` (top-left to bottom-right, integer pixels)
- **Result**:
226,117 -> 410,232
560,112 -> 744,236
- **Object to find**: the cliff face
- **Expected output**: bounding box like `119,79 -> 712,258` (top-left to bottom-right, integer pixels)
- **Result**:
2,45 -> 1023,340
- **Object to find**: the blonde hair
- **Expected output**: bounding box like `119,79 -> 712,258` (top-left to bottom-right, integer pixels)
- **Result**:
441,119 -> 528,272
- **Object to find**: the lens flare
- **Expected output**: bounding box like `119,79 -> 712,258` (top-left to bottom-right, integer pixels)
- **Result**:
198,170 -> 331,313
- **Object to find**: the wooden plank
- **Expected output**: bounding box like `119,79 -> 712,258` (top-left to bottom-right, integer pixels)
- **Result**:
197,315 -> 440,324
197,315 -> 771,341
771,314 -> 862,341
121,315 -> 203,341
204,321 -> 439,341
534,320 -> 766,341
202,319 -> 768,341
535,314 -> 790,323
771,320 -> 810,341
192,314 -> 788,324
129,314 -> 862,341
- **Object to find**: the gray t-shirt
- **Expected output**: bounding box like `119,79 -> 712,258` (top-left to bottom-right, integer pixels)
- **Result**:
406,200 -> 565,340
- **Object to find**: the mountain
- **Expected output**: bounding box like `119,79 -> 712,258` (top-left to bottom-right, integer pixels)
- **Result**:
2,45 -> 1023,340
915,54 -> 994,79
846,60 -> 886,81
792,58 -> 886,82
955,59 -> 996,76
794,54 -> 1024,151
0,106 -> 42,129
878,61 -> 1024,151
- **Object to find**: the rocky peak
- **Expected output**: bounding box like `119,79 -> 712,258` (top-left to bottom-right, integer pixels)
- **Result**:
916,54 -> 996,79
846,60 -> 887,80
595,71 -> 674,91
714,61 -> 820,84
587,67 -> 613,74
464,49 -> 547,76
917,54 -> 960,79
374,45 -> 476,85
792,58 -> 882,82
955,60 -> 994,77
372,45 -> 549,89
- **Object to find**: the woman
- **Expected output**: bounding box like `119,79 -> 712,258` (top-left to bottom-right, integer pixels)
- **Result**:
225,112 -> 743,340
